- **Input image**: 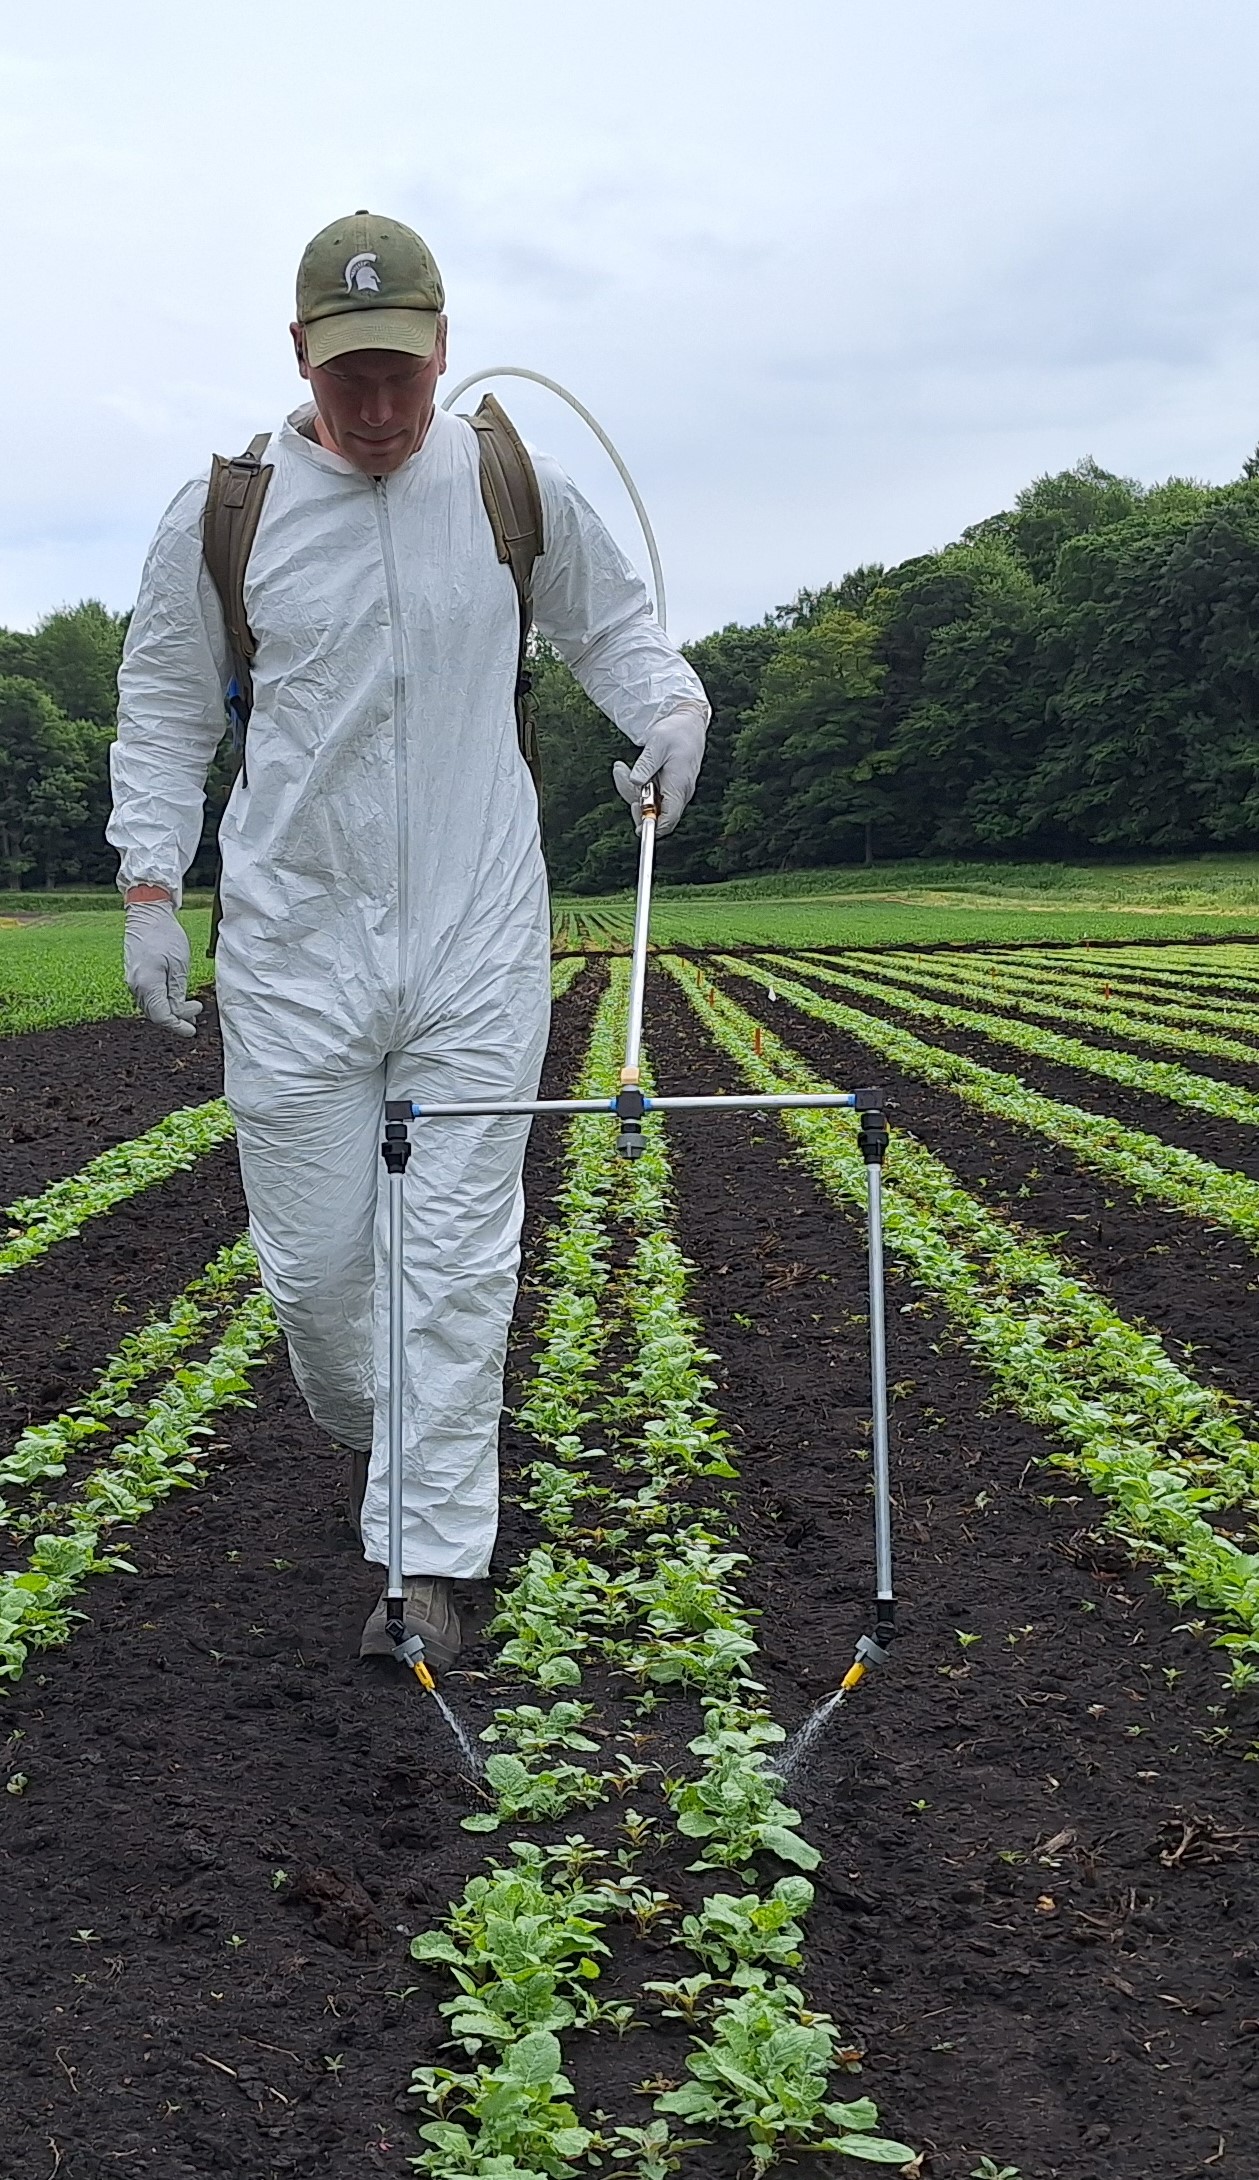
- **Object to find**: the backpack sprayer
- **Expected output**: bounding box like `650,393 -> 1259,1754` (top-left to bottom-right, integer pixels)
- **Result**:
379,782 -> 897,1715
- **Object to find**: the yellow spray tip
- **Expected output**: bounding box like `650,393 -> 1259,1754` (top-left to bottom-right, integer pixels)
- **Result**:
413,1661 -> 436,1693
840,1660 -> 867,1695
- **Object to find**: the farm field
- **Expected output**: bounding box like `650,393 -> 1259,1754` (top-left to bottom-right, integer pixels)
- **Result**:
7,849 -> 1259,1041
554,852 -> 1259,955
3,937 -> 1259,2176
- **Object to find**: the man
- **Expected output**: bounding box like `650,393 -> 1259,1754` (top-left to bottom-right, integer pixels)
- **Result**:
107,210 -> 708,1678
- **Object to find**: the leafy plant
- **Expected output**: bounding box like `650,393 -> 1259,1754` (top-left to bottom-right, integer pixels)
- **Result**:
654,1980 -> 914,2170
410,2029 -> 597,2177
478,1702 -> 600,1759
409,1844 -> 609,2052
0,1286 -> 277,1683
461,1754 -> 608,1834
683,959 -> 1259,1667
1,1098 -> 236,1276
666,1739 -> 819,1874
679,1878 -> 814,1976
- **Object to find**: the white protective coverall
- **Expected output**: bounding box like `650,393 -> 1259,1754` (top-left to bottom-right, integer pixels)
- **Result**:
108,401 -> 708,1578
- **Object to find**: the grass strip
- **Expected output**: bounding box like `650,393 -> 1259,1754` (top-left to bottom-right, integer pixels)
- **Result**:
767,953 -> 1259,1130
670,958 -> 1259,1683
738,955 -> 1259,1258
0,1099 -> 235,1276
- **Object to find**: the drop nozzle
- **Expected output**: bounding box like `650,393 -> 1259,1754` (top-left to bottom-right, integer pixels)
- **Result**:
836,1610 -> 896,1701
387,1610 -> 436,1694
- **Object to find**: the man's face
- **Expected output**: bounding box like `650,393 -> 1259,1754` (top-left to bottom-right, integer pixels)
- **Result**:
292,318 -> 448,474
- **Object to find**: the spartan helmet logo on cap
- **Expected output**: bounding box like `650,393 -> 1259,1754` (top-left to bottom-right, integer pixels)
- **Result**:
344,252 -> 382,294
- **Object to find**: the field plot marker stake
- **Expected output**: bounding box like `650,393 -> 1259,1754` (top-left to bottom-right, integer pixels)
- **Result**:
380,785 -> 898,1723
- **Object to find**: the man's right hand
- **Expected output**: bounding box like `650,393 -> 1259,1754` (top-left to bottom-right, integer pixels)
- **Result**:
123,894 -> 202,1040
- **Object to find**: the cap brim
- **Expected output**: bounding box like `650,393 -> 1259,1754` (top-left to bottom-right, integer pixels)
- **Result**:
304,308 -> 439,368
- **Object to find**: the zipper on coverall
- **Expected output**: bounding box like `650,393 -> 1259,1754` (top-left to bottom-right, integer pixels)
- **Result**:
373,477 -> 409,1007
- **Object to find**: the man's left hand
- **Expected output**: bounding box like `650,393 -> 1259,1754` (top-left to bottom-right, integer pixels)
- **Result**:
612,707 -> 708,837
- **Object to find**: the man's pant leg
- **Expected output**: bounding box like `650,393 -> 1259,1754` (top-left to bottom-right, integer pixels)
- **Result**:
227,1061 -> 384,1457
360,994 -> 550,1581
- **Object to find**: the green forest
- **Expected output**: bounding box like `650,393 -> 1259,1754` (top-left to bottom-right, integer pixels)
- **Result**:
4,448 -> 1259,895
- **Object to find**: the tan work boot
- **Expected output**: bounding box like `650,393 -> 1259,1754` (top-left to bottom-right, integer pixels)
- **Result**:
359,1576 -> 462,1677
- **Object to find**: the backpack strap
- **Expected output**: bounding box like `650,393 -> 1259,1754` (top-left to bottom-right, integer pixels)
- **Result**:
202,431 -> 274,759
465,394 -> 545,805
201,432 -> 273,954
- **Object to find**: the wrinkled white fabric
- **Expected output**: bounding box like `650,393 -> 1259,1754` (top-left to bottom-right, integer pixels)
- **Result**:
123,899 -> 202,1037
108,403 -> 708,1577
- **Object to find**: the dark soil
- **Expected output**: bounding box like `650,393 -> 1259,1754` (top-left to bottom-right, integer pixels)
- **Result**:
0,969 -> 605,2180
776,956 -> 1259,1185
652,967 -> 1259,2180
0,1144 -> 247,1448
717,966 -> 1259,1416
1,1000 -> 229,1204
4,953 -> 1259,2180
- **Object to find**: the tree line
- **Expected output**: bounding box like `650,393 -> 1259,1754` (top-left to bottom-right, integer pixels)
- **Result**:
4,448 -> 1259,893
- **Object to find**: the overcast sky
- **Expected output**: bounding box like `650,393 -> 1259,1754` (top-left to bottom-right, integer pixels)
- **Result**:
2,0 -> 1258,641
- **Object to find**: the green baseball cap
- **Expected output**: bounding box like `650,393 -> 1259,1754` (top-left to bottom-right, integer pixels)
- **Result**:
296,210 -> 445,368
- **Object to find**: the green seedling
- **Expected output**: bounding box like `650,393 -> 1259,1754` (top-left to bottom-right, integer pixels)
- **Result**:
667,1720 -> 818,1874
478,1701 -> 600,1759
971,2162 -> 1021,2180
410,2027 -> 598,2178
540,1835 -> 605,1882
955,1630 -> 982,1650
678,1878 -> 814,1977
643,1974 -> 717,2025
5,1772 -> 29,1796
270,1869 -> 289,1890
594,1878 -> 677,1934
461,1754 -> 609,1835
654,1979 -> 914,2172
608,2120 -> 709,2178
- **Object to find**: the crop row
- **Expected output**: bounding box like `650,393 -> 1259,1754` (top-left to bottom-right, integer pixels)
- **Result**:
725,956 -> 1259,1256
1,1097 -> 235,1276
2,961 -> 587,1284
669,960 -> 1259,1682
402,963 -> 913,2176
1006,944 -> 1259,1000
937,950 -> 1259,1042
823,947 -> 1259,1070
765,952 -> 1259,1129
0,1277 -> 277,1682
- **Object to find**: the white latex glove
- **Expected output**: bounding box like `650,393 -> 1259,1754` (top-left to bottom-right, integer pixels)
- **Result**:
124,900 -> 202,1040
612,707 -> 708,837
